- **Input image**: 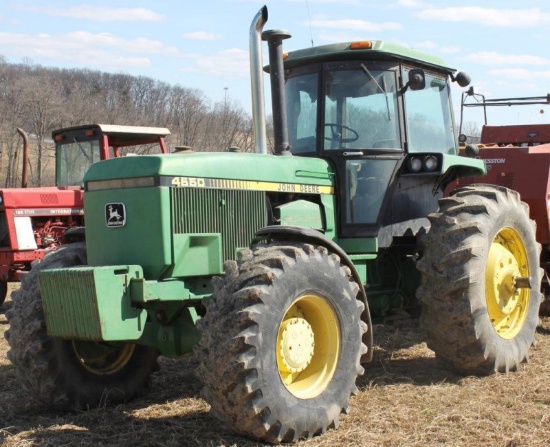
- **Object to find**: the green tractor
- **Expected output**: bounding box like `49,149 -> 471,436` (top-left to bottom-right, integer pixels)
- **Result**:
5,6 -> 541,444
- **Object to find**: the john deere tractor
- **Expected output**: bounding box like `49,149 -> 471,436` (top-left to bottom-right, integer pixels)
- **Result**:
5,6 -> 541,444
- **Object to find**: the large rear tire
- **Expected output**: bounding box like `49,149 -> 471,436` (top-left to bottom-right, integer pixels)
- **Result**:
195,242 -> 367,443
5,242 -> 160,409
417,185 -> 542,375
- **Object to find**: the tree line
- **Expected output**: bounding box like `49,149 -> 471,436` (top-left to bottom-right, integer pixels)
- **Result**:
0,55 -> 262,187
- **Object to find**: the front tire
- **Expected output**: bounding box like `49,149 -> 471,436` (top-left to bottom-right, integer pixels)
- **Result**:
417,185 -> 542,375
5,242 -> 160,409
195,242 -> 367,443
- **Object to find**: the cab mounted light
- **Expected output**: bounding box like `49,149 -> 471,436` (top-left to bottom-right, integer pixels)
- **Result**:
350,41 -> 373,50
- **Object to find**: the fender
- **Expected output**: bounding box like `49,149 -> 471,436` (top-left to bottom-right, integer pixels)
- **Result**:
255,225 -> 374,363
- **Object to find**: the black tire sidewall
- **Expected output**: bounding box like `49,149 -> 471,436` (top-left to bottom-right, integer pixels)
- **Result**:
469,198 -> 540,356
53,338 -> 159,405
419,186 -> 542,374
253,253 -> 362,427
7,242 -> 159,409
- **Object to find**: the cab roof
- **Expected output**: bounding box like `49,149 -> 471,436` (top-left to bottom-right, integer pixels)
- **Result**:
52,124 -> 171,147
283,40 -> 454,72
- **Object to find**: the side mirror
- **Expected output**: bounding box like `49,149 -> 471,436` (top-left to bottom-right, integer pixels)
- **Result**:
406,69 -> 426,91
453,71 -> 471,88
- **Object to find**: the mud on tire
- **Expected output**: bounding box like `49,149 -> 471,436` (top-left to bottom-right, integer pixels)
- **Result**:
5,242 -> 160,409
417,184 -> 542,375
195,242 -> 368,443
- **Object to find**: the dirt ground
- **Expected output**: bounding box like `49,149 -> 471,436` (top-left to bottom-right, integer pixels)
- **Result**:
1,286 -> 549,447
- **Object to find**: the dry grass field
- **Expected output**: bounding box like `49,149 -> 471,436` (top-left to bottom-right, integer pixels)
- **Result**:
1,285 -> 549,447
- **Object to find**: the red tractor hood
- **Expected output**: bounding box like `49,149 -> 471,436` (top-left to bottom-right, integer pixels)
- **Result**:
1,187 -> 83,215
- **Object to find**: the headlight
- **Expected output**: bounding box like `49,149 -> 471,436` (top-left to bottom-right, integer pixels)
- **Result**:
406,154 -> 441,174
407,156 -> 423,173
423,155 -> 438,172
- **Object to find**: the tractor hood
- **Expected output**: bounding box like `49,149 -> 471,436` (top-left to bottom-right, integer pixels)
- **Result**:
84,152 -> 335,191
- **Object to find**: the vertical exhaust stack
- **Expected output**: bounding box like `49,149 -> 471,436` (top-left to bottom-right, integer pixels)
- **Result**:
262,29 -> 292,156
16,128 -> 29,188
249,5 -> 268,154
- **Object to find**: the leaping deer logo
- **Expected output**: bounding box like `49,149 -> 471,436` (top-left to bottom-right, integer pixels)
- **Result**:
108,205 -> 123,222
106,203 -> 126,227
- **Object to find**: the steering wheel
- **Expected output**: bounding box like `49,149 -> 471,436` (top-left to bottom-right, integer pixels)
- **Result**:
324,123 -> 359,144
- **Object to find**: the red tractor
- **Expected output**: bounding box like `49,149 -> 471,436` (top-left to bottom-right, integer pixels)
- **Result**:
0,124 -> 170,305
456,89 -> 550,313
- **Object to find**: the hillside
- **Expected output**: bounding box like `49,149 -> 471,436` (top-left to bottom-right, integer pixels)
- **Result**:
0,57 -> 256,187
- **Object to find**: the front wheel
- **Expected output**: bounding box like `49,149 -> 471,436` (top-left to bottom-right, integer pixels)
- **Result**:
417,185 -> 542,375
195,242 -> 367,443
5,242 -> 160,409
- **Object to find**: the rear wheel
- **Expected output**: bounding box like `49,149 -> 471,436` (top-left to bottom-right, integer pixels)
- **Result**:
195,242 -> 367,443
417,185 -> 541,375
5,242 -> 160,409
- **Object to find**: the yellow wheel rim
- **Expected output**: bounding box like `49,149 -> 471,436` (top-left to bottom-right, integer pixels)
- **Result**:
485,227 -> 530,339
276,293 -> 340,399
72,341 -> 135,375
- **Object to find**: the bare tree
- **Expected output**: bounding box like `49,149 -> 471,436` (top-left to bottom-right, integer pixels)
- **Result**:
167,86 -> 208,149
0,57 -> 260,184
15,70 -> 65,186
460,121 -> 482,143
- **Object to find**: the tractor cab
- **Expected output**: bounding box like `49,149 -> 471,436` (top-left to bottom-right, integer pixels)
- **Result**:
282,41 -> 472,240
52,124 -> 170,187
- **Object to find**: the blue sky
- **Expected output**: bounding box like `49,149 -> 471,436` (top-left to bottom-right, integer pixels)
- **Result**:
1,0 -> 549,128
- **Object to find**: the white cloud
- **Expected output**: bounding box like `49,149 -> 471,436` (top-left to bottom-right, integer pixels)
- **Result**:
396,0 -> 430,8
316,33 -> 373,43
439,46 -> 460,54
181,48 -> 249,79
415,40 -> 437,50
488,68 -> 550,81
182,31 -> 223,41
17,6 -> 165,22
464,51 -> 550,67
417,7 -> 550,27
413,40 -> 459,54
0,31 -> 183,70
310,16 -> 401,32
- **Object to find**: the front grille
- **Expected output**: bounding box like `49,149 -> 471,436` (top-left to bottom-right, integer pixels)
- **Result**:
170,188 -> 267,261
41,267 -> 101,339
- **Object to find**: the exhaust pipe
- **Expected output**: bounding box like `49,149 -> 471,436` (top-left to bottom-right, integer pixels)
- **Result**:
249,5 -> 268,154
16,127 -> 29,188
263,29 -> 292,156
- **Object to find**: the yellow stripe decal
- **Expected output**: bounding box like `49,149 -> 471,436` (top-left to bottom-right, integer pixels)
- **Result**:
163,176 -> 334,195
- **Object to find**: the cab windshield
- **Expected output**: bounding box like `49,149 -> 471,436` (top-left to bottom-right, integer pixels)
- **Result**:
56,140 -> 101,186
286,62 -> 401,153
